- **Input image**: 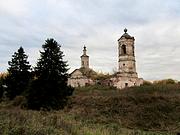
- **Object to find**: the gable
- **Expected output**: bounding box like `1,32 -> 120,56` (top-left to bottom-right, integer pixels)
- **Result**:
70,69 -> 83,78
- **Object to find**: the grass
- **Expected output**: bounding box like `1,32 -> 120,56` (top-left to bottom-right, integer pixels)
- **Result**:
0,107 -> 175,135
70,84 -> 180,133
0,84 -> 180,134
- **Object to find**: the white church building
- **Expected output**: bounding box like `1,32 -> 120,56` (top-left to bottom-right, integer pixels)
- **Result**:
68,29 -> 143,89
68,46 -> 95,87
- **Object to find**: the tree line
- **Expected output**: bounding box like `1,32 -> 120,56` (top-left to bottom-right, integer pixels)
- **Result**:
0,38 -> 74,110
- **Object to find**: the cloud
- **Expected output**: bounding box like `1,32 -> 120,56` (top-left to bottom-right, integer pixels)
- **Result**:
0,0 -> 28,17
133,18 -> 180,80
0,0 -> 180,81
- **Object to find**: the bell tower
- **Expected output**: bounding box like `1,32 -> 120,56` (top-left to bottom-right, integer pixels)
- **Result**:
118,28 -> 138,78
81,46 -> 89,68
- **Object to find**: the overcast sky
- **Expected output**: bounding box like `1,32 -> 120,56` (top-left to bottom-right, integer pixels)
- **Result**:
0,0 -> 180,81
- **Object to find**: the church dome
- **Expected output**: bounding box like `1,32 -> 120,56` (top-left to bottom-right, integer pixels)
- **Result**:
81,46 -> 89,57
119,28 -> 134,40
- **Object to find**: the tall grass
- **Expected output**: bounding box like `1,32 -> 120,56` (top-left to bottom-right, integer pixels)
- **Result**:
0,84 -> 180,134
0,107 -> 175,135
69,84 -> 180,133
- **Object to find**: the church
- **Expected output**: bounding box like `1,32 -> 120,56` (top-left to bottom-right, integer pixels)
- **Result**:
67,46 -> 95,87
68,29 -> 143,89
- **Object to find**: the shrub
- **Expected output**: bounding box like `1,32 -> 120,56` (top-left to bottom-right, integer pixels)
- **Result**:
12,96 -> 26,107
153,79 -> 176,85
143,80 -> 153,86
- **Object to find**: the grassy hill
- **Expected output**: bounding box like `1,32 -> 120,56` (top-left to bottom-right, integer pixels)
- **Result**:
0,84 -> 180,135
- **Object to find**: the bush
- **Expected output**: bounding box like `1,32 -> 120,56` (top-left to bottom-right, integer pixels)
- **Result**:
143,80 -> 153,86
0,73 -> 7,99
153,79 -> 176,85
71,83 -> 180,131
12,96 -> 26,107
26,79 -> 74,110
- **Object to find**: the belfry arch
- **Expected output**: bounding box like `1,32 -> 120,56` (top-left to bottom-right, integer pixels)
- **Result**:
121,45 -> 126,55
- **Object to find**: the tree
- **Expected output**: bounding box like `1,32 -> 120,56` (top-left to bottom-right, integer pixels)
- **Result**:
79,67 -> 97,80
26,38 -> 74,110
143,80 -> 153,86
153,79 -> 176,85
0,74 -> 5,99
5,47 -> 31,99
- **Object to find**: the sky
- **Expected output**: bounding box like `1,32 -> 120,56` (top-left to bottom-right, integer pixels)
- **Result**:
0,0 -> 180,81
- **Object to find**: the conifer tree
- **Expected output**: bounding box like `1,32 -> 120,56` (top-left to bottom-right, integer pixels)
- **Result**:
26,38 -> 73,110
0,76 -> 4,99
5,47 -> 31,99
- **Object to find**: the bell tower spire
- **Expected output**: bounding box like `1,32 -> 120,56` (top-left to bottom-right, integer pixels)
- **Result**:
118,28 -> 137,77
83,45 -> 87,55
81,45 -> 89,68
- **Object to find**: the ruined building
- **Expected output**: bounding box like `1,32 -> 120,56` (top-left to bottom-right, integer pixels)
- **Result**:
68,46 -> 95,87
68,29 -> 143,89
111,29 -> 143,89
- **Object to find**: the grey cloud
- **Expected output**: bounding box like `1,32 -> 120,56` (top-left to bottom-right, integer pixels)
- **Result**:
1,0 -> 180,81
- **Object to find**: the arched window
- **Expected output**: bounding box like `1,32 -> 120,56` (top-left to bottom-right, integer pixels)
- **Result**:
125,83 -> 128,87
133,46 -> 135,56
122,45 -> 126,55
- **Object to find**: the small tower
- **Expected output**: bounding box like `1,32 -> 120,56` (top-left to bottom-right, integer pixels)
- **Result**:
118,28 -> 138,78
81,46 -> 89,68
68,46 -> 94,87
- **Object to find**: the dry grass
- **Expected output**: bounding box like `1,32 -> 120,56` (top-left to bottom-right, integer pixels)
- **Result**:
0,84 -> 180,135
69,84 -> 180,133
0,106 -> 174,135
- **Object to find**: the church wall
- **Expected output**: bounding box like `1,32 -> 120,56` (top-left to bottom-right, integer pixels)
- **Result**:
81,56 -> 89,68
71,70 -> 83,78
118,38 -> 136,74
68,78 -> 94,87
119,60 -> 136,73
111,77 -> 143,89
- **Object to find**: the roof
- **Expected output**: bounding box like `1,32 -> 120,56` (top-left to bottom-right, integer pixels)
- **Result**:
118,28 -> 134,40
70,67 -> 97,80
70,69 -> 83,76
81,54 -> 89,57
81,45 -> 89,57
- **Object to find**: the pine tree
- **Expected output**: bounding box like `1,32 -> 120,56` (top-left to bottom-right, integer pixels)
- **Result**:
26,38 -> 73,110
5,47 -> 31,99
0,75 -> 4,99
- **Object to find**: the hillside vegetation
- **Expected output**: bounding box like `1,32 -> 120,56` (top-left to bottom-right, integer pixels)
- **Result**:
69,84 -> 180,134
0,84 -> 180,135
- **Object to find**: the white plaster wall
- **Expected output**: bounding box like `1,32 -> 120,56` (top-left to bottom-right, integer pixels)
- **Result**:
68,78 -> 94,87
111,77 -> 143,89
